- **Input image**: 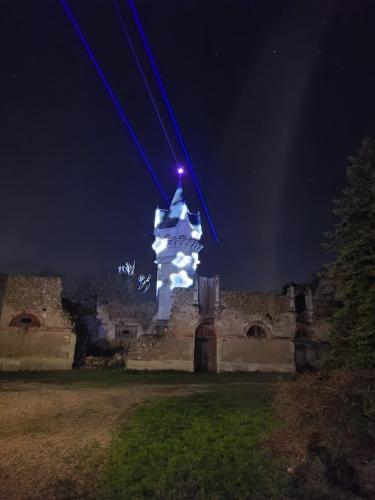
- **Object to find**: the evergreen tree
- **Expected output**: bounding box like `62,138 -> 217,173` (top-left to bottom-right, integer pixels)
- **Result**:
325,137 -> 375,368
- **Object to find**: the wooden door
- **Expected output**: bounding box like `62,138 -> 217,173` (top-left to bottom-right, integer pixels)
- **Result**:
194,323 -> 216,372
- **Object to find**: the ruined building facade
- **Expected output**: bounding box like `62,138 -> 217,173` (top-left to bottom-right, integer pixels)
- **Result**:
0,184 -> 333,372
98,181 -> 297,373
289,269 -> 337,371
125,284 -> 296,373
0,274 -> 75,370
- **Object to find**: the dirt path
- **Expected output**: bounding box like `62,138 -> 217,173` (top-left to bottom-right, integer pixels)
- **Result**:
0,380 -> 200,499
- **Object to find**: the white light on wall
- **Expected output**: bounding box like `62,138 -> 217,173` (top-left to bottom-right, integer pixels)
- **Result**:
191,228 -> 202,240
179,204 -> 188,220
169,270 -> 193,290
152,237 -> 168,254
192,252 -> 200,270
156,280 -> 163,294
169,189 -> 187,219
154,208 -> 161,228
172,251 -> 192,268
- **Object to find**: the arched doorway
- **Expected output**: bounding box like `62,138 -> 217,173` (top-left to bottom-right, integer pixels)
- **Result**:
194,322 -> 216,372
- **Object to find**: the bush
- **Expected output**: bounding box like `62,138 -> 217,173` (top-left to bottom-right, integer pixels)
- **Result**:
269,370 -> 375,498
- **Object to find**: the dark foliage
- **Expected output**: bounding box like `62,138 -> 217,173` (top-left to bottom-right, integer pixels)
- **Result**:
324,137 -> 375,368
269,370 -> 375,498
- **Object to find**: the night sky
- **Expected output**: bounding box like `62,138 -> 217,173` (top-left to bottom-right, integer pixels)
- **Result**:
1,0 -> 375,292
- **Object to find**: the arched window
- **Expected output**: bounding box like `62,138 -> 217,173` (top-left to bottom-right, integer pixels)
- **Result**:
9,313 -> 41,328
247,325 -> 267,338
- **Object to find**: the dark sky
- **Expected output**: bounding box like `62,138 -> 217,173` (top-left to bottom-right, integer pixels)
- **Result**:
1,0 -> 375,292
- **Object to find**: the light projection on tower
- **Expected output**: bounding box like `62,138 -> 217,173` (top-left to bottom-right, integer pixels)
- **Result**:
169,187 -> 188,219
169,270 -> 193,290
192,252 -> 200,270
153,171 -> 203,320
191,228 -> 202,240
172,251 -> 193,268
179,204 -> 188,220
152,237 -> 168,254
154,208 -> 161,228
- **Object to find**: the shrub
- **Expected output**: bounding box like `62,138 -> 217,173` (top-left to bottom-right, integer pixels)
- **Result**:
268,370 -> 375,497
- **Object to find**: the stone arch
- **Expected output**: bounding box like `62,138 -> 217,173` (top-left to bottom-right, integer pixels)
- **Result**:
9,313 -> 41,328
246,323 -> 268,339
194,321 -> 217,372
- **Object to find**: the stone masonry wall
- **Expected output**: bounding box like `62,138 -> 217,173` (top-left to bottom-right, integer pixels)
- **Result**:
0,275 -> 71,329
220,291 -> 295,337
127,290 -> 196,371
0,275 -> 75,370
0,274 -> 7,320
127,335 -> 193,371
127,288 -> 296,373
97,301 -> 156,342
167,289 -> 200,337
0,328 -> 75,370
217,291 -> 296,372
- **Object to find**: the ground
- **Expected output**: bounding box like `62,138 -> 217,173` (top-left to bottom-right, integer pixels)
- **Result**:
0,371 -> 286,499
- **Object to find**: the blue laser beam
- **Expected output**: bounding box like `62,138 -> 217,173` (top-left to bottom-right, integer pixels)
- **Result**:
59,0 -> 169,206
112,0 -> 179,165
128,0 -> 219,243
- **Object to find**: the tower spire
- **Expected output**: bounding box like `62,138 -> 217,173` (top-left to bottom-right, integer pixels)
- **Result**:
177,166 -> 184,185
152,170 -> 203,320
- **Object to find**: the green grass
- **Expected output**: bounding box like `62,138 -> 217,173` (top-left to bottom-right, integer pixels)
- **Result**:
100,387 -> 287,499
0,369 -> 287,389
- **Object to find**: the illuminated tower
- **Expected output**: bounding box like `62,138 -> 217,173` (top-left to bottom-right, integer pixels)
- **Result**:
153,171 -> 203,320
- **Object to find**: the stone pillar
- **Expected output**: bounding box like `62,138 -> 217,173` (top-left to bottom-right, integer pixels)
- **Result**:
193,277 -> 199,306
287,285 -> 296,312
214,275 -> 221,311
305,287 -> 314,324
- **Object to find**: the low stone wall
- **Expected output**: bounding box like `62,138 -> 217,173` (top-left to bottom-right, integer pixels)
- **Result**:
0,327 -> 75,370
97,301 -> 157,341
218,337 -> 295,373
127,334 -> 194,371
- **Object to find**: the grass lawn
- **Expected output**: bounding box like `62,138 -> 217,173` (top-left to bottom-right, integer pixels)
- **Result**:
0,369 -> 285,388
0,371 -> 288,499
99,385 -> 287,499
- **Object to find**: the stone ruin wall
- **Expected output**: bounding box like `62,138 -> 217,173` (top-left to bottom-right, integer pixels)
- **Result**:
0,275 -> 71,328
217,291 -> 296,372
97,301 -> 156,343
127,289 -> 196,371
0,275 -> 75,370
128,288 -> 296,373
